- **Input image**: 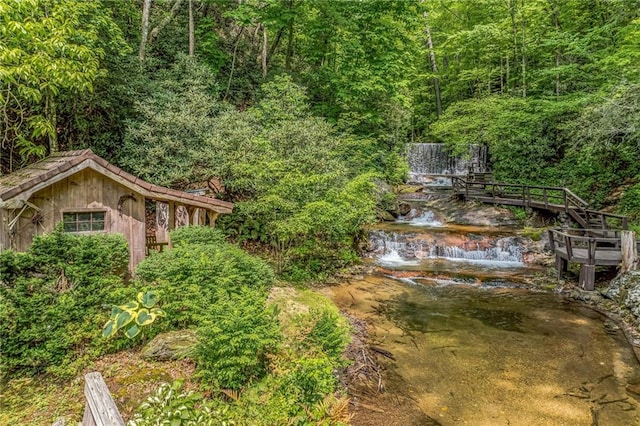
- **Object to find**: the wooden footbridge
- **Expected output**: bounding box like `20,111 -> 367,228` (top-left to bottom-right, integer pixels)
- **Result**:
451,175 -> 638,290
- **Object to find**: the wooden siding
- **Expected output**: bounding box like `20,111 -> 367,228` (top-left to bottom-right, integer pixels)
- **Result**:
1,168 -> 146,272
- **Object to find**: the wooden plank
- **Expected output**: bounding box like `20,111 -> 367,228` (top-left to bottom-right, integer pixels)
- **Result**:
579,265 -> 596,291
83,372 -> 124,426
621,230 -> 638,273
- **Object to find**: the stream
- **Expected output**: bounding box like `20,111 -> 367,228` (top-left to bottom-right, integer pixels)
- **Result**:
324,148 -> 640,425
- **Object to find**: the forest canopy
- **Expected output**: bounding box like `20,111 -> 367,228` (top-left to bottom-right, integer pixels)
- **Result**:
2,0 -> 640,252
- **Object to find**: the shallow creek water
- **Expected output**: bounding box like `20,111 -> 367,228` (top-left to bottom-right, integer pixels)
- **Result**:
324,276 -> 640,425
324,196 -> 640,425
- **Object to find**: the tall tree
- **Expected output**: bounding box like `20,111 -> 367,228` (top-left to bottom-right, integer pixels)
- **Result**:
0,0 -> 127,173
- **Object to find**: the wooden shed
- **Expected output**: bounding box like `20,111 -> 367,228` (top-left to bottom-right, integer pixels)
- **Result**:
0,149 -> 233,272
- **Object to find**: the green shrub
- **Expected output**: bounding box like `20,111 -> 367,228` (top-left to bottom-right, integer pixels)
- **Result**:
195,288 -> 281,390
302,310 -> 350,363
129,381 -> 235,426
135,241 -> 274,330
169,226 -> 227,247
0,230 -> 132,379
283,354 -> 339,406
618,181 -> 640,222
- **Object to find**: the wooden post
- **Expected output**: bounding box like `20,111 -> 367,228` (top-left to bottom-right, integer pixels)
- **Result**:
580,265 -> 596,291
621,230 -> 638,274
556,256 -> 567,280
82,372 -> 124,426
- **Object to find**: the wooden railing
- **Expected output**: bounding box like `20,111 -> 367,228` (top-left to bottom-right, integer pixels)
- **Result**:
451,177 -> 628,229
547,228 -> 629,266
582,209 -> 629,230
81,372 -> 124,426
547,228 -> 639,290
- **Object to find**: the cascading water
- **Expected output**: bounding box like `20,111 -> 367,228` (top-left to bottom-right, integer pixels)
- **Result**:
330,147 -> 640,424
369,229 -> 524,266
407,143 -> 488,181
397,208 -> 443,227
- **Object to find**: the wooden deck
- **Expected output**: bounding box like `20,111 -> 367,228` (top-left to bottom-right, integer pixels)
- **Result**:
451,177 -> 629,230
554,247 -> 621,265
451,176 -> 637,290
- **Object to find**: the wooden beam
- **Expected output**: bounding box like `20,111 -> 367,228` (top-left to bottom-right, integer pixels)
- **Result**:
579,265 -> 595,291
621,230 -> 638,273
82,372 -> 124,426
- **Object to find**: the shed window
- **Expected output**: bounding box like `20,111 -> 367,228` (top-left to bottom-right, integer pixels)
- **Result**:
63,211 -> 106,232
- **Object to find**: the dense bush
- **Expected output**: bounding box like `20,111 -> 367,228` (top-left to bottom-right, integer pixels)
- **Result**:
122,67 -> 382,281
169,225 -> 227,247
135,228 -> 274,330
0,230 -> 133,379
195,288 -> 281,390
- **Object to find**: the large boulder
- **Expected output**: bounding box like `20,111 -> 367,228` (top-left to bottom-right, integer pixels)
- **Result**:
602,271 -> 640,329
141,330 -> 198,361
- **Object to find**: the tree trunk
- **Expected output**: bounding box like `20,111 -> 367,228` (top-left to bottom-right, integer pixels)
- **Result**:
224,27 -> 244,101
261,24 -> 268,77
149,0 -> 184,46
521,0 -> 526,98
549,0 -> 561,96
508,0 -> 518,94
424,12 -> 442,116
285,0 -> 295,71
139,0 -> 152,61
621,230 -> 638,274
188,0 -> 195,56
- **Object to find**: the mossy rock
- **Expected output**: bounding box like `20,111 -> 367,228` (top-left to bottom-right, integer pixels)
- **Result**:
141,330 -> 198,361
376,208 -> 396,222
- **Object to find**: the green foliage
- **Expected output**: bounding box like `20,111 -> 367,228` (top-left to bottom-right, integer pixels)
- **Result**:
561,83 -> 640,206
102,291 -> 165,339
302,310 -> 350,362
431,96 -> 581,184
169,226 -> 227,247
195,288 -> 281,390
521,227 -> 544,242
135,230 -> 274,330
122,69 -> 379,281
118,56 -> 225,188
0,229 -> 133,379
0,0 -> 128,172
618,181 -> 640,223
129,381 -> 235,426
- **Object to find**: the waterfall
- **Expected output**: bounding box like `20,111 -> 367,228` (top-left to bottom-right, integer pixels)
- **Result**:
369,230 -> 524,266
407,143 -> 488,180
397,209 -> 443,227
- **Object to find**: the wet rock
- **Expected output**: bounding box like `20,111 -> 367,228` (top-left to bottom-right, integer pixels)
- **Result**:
396,203 -> 412,216
141,330 -> 198,361
376,209 -> 396,222
601,271 -> 640,331
628,384 -> 640,398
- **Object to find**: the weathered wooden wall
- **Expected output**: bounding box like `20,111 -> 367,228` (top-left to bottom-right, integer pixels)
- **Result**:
0,169 -> 145,271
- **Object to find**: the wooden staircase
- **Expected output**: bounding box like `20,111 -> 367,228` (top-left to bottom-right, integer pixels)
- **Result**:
452,174 -> 635,290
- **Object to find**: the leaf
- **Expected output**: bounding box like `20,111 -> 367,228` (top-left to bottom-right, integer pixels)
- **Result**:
135,308 -> 156,326
150,307 -> 166,317
115,310 -> 134,330
110,305 -> 123,320
138,291 -> 159,308
119,301 -> 139,311
102,320 -> 117,338
124,324 -> 141,339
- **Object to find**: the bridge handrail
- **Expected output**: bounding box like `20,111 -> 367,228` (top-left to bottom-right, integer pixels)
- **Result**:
565,189 -> 589,209
551,228 -> 622,237
548,229 -> 620,245
452,177 -> 631,229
